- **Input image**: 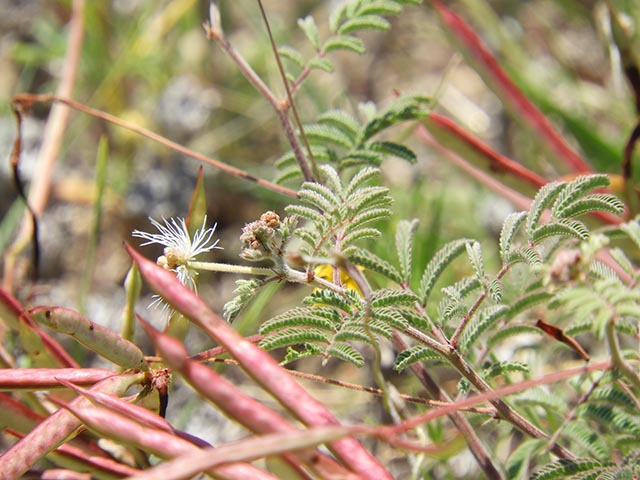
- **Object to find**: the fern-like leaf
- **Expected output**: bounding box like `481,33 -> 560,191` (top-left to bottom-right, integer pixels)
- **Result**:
298,15 -> 320,49
499,211 -> 527,264
526,181 -> 568,238
317,109 -> 360,141
531,219 -> 589,243
370,289 -> 417,308
465,241 -> 485,282
347,249 -> 403,284
551,174 -> 611,217
459,304 -> 509,353
531,458 -> 605,480
322,35 -> 366,54
259,328 -> 329,351
338,15 -> 391,34
326,342 -> 365,367
368,141 -> 417,163
304,123 -> 355,149
259,307 -> 337,334
396,219 -> 418,284
394,345 -> 442,371
553,194 -> 624,219
362,95 -> 430,140
418,238 -> 471,303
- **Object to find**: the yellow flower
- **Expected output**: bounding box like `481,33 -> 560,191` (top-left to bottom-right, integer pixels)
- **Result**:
314,264 -> 363,295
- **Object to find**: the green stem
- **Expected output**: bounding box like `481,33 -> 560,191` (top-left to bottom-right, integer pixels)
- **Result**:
188,261 -> 274,276
606,312 -> 640,390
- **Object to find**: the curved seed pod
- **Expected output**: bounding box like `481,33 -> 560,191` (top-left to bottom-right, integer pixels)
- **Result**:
30,307 -> 148,371
0,368 -> 116,390
0,372 -> 145,479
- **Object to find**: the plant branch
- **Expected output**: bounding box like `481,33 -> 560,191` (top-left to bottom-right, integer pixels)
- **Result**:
205,12 -> 315,182
606,311 -> 640,390
256,0 -> 318,182
4,0 -> 85,292
449,263 -> 510,348
11,94 -> 298,199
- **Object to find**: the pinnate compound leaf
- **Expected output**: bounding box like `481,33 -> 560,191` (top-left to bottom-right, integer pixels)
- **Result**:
277,46 -> 305,69
499,211 -> 527,263
526,181 -> 568,238
348,249 -> 403,284
304,123 -> 354,149
298,15 -> 320,49
459,304 -> 509,353
531,219 -> 589,243
396,219 -> 419,284
326,342 -> 364,367
338,15 -> 391,34
465,241 -> 485,281
418,238 -> 472,303
531,459 -> 606,480
259,329 -> 329,351
553,194 -> 624,219
308,57 -> 334,73
259,307 -> 336,334
370,289 -> 417,308
551,174 -> 611,217
394,345 -> 442,371
322,35 -> 366,54
363,95 -> 430,140
317,109 -> 360,140
368,141 -> 417,163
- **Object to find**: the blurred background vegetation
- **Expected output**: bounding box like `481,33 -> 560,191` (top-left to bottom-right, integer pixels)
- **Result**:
1,1 -> 639,473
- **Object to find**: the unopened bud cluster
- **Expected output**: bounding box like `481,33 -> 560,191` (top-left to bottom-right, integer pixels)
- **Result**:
240,211 -> 282,261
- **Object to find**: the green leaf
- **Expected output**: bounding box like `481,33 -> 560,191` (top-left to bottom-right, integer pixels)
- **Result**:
308,57 -> 334,73
298,180 -> 342,212
344,166 -> 380,197
322,35 -> 366,54
304,123 -> 354,149
259,328 -> 329,351
338,15 -> 391,35
348,249 -> 403,284
526,181 -> 567,237
418,238 -> 472,303
507,439 -> 546,480
357,1 -> 403,16
459,304 -> 509,353
186,166 -> 207,238
553,194 -> 624,219
364,95 -> 430,139
277,46 -> 305,69
551,174 -> 611,217
396,219 -> 418,284
326,342 -> 364,367
531,459 -> 605,480
373,307 -> 411,330
329,2 -> 349,33
487,324 -> 540,348
317,109 -> 360,140
259,307 -> 336,334
298,15 -> 320,49
531,219 -> 589,243
370,289 -> 417,308
368,141 -> 418,163
285,204 -> 326,225
499,211 -> 527,263
488,278 -> 503,303
394,345 -> 441,371
465,241 -> 485,282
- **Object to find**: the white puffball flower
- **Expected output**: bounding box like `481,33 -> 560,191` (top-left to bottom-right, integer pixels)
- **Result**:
132,216 -> 222,292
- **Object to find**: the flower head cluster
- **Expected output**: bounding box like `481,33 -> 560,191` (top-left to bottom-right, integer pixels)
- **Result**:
132,216 -> 221,291
239,211 -> 281,261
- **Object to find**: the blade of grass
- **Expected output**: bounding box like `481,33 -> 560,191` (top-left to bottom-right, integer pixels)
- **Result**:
430,0 -> 592,173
